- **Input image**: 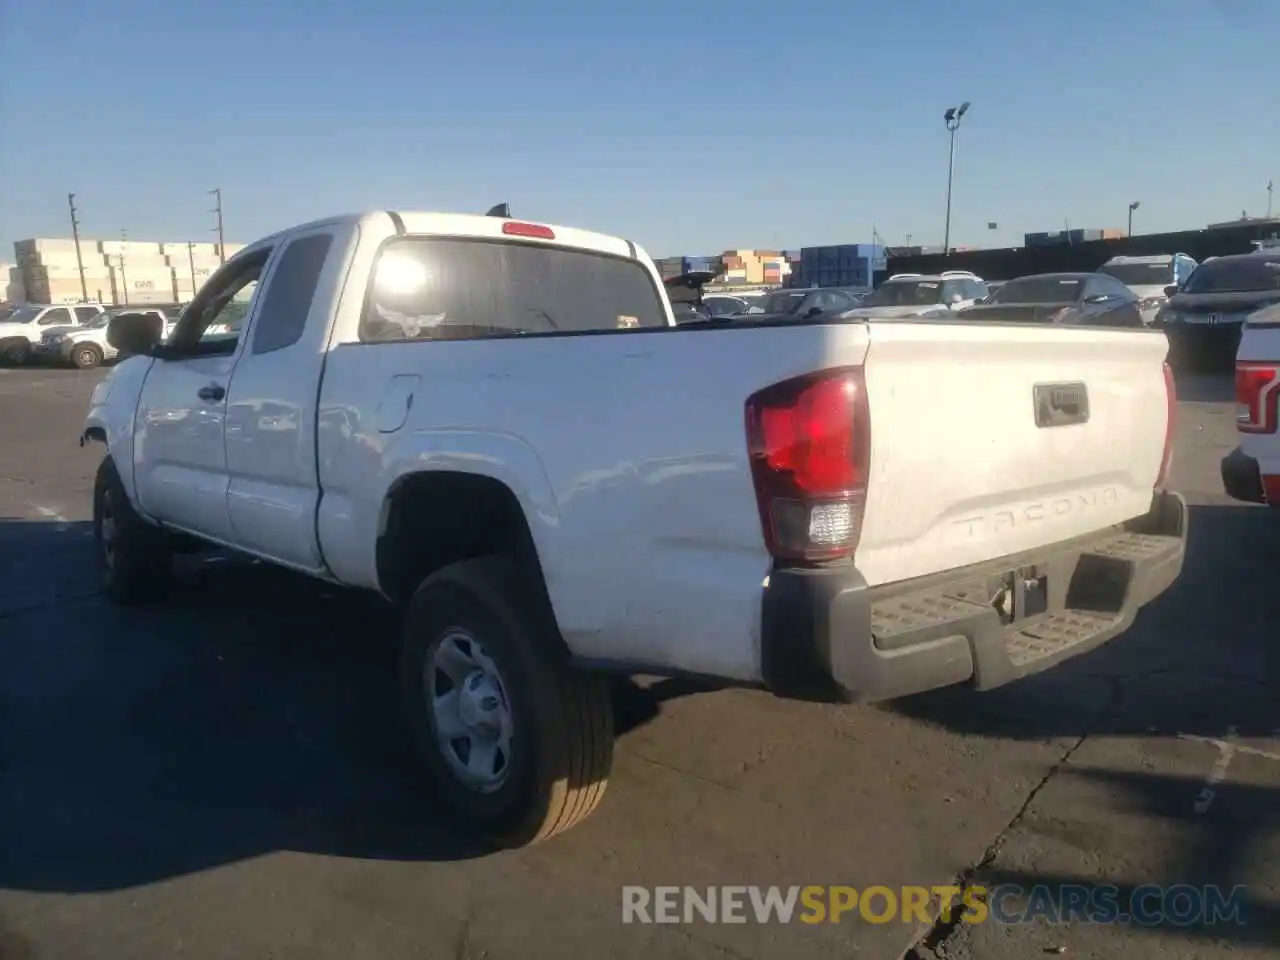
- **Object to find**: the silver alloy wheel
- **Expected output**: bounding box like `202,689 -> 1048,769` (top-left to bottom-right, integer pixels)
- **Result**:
426,629 -> 514,793
100,493 -> 116,570
76,346 -> 99,368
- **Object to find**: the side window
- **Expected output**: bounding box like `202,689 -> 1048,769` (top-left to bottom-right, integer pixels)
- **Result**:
39,307 -> 73,326
1101,275 -> 1133,299
940,280 -> 962,303
166,251 -> 271,356
809,291 -> 841,312
964,279 -> 987,300
251,233 -> 334,355
360,238 -> 667,342
73,306 -> 100,323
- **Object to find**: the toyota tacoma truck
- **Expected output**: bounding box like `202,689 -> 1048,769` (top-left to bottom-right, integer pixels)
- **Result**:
82,209 -> 1187,846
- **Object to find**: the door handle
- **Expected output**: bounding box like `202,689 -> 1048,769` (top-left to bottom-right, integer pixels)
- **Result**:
197,383 -> 225,401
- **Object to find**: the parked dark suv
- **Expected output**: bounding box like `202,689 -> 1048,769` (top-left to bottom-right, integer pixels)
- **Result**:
1155,250 -> 1280,365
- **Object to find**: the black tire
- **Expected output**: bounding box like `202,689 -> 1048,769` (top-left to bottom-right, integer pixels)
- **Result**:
93,458 -> 172,604
73,343 -> 104,369
401,554 -> 613,847
1,341 -> 30,366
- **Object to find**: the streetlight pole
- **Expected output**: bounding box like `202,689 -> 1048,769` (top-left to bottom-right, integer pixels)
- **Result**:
1128,201 -> 1141,237
942,101 -> 970,256
209,188 -> 225,264
1268,181 -> 1274,220
118,229 -> 129,306
66,193 -> 89,303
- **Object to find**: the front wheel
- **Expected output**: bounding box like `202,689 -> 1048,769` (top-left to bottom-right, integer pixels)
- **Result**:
93,458 -> 172,604
72,343 -> 104,369
401,555 -> 614,847
1,341 -> 30,366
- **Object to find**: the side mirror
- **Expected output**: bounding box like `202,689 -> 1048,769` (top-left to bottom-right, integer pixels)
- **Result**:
1163,284 -> 1180,298
107,311 -> 163,355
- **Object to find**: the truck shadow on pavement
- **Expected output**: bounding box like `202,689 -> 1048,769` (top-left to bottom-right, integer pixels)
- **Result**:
0,518 -> 494,895
1,502 -> 1275,905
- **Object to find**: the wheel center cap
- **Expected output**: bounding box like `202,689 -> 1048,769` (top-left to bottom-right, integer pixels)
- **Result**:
458,669 -> 502,731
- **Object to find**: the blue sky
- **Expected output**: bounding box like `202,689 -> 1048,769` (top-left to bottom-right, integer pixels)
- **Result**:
1,0 -> 1276,257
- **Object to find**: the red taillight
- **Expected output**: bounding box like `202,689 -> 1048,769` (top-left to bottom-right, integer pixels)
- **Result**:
1235,361 -> 1280,434
501,221 -> 556,240
744,368 -> 870,562
1156,361 -> 1177,487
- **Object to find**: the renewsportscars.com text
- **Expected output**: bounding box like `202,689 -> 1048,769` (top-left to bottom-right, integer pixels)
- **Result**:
621,884 -> 1248,926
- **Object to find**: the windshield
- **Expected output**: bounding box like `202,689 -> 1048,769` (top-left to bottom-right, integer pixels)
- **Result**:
1098,262 -> 1174,287
1182,257 -> 1280,294
863,280 -> 942,307
991,277 -> 1083,304
757,291 -> 809,314
84,312 -> 117,329
1,305 -> 44,324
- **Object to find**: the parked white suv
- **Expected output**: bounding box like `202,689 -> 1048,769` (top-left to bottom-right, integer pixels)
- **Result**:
0,302 -> 105,364
839,271 -> 988,320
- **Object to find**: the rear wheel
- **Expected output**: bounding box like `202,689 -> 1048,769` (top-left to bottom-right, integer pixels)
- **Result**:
72,343 -> 104,369
401,555 -> 613,847
93,458 -> 172,604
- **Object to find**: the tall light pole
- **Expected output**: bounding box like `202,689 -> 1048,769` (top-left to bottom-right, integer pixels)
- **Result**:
942,101 -> 970,255
1268,181 -> 1274,220
117,229 -> 130,306
209,188 -> 225,263
1128,201 -> 1141,237
66,193 -> 89,303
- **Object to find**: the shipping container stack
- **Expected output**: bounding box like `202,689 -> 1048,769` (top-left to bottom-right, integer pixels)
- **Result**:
794,243 -> 885,289
713,249 -> 790,287
11,237 -> 248,306
653,256 -> 688,280
101,239 -> 178,305
2,262 -> 24,303
1023,229 -> 1110,247
163,241 -> 228,302
14,238 -> 116,305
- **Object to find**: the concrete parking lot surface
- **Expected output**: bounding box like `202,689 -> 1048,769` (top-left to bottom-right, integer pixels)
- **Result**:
0,365 -> 1277,960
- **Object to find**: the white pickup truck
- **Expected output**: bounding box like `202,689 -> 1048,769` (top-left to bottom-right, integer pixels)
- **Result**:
82,209 -> 1187,846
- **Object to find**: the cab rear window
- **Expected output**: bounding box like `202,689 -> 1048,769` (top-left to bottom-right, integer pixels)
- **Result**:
359,237 -> 667,342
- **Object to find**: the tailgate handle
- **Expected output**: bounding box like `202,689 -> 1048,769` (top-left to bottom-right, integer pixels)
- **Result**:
1034,382 -> 1089,428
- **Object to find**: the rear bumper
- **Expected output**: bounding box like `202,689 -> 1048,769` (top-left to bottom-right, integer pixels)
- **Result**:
760,490 -> 1187,703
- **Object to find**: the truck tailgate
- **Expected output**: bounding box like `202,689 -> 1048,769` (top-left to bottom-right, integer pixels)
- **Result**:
856,321 -> 1171,587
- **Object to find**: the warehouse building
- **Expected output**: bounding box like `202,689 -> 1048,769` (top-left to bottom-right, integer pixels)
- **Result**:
9,237 -> 246,306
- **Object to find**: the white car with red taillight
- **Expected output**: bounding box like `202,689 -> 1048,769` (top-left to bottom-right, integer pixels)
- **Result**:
1222,302 -> 1280,505
78,208 -> 1187,847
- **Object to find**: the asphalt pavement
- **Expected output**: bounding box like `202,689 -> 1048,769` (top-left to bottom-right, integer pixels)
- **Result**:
0,364 -> 1277,960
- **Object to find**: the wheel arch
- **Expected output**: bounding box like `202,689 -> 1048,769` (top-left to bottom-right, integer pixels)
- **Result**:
374,469 -> 564,649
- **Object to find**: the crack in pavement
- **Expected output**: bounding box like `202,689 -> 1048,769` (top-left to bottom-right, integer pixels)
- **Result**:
901,733 -> 1090,960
